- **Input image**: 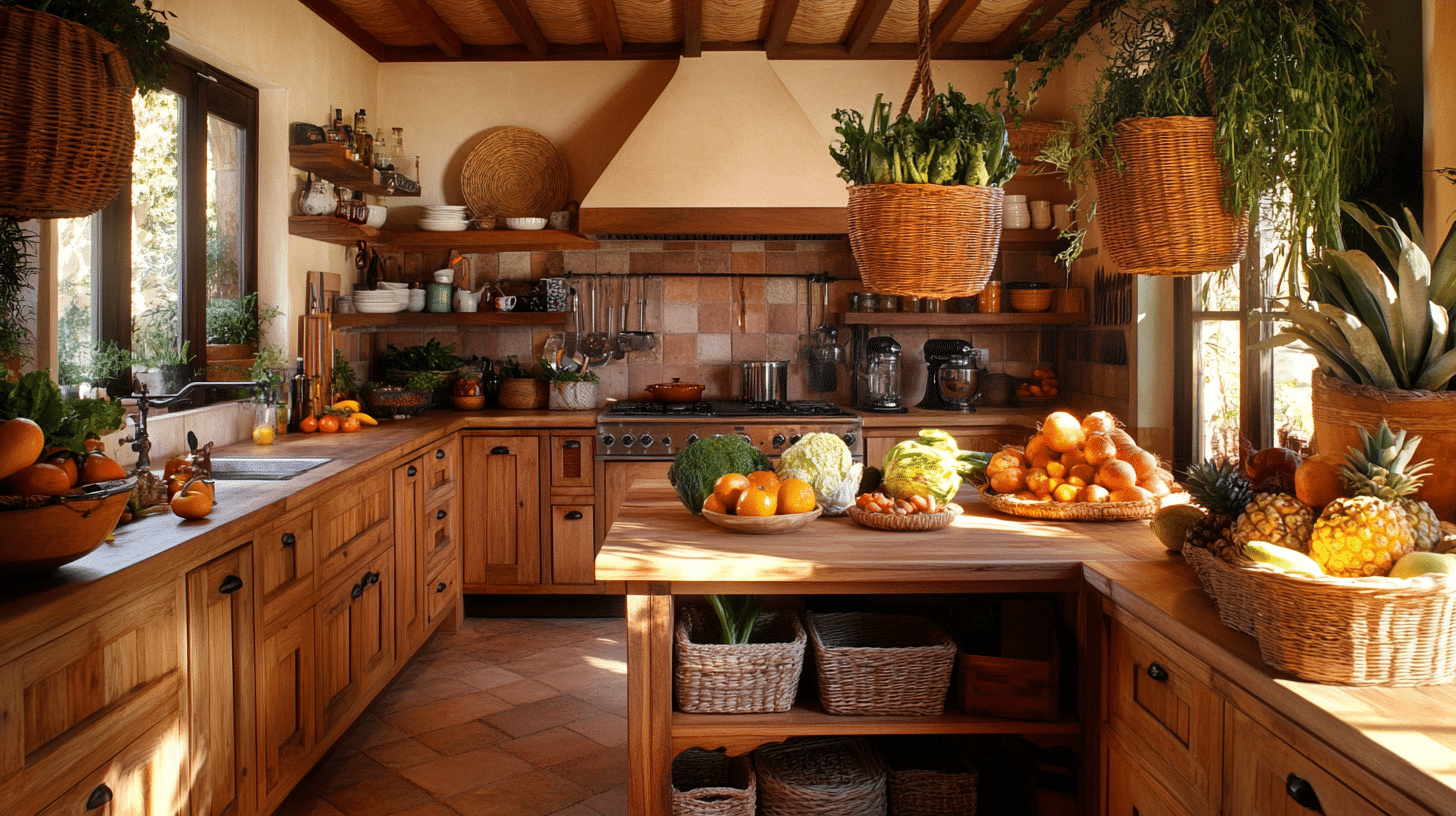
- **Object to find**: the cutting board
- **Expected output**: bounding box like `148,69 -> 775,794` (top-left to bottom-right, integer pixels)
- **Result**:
307,271 -> 342,313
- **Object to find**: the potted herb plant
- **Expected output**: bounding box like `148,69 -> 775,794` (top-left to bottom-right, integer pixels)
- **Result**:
205,293 -> 280,381
330,349 -> 360,403
539,356 -> 600,411
496,356 -> 547,410
0,216 -> 35,377
381,338 -> 465,404
58,339 -> 132,399
1006,0 -> 1392,279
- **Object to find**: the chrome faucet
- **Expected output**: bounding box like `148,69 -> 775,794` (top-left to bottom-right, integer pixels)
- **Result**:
123,379 -> 271,470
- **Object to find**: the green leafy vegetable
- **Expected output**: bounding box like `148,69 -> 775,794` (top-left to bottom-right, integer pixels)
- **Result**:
667,435 -> 773,515
830,85 -> 1019,188
383,338 -> 465,372
0,370 -> 126,454
705,595 -> 763,645
881,439 -> 963,503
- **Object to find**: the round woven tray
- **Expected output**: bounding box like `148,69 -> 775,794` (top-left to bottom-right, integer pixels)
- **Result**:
979,486 -> 1179,521
460,126 -> 569,219
846,503 -> 961,532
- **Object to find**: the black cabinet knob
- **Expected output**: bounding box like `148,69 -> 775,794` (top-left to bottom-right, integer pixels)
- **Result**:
436,582 -> 447,593
367,571 -> 380,585
436,509 -> 447,520
86,784 -> 113,810
351,581 -> 364,599
436,448 -> 446,459
1285,773 -> 1323,811
1146,663 -> 1169,681
281,532 -> 296,547
491,446 -> 510,455
218,574 -> 244,595
407,465 -> 417,477
564,510 -> 583,520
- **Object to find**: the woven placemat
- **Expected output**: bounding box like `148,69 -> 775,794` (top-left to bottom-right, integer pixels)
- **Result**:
461,126 -> 569,219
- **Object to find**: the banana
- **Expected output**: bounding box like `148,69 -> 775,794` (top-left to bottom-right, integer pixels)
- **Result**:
332,399 -> 361,413
351,412 -> 378,426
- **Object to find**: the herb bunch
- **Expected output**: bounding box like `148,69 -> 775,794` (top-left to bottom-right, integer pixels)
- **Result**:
830,85 -> 1019,188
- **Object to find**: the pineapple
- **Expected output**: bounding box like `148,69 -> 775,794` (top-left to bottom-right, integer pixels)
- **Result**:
1232,493 -> 1314,553
1310,421 -> 1432,576
1182,460 -> 1253,561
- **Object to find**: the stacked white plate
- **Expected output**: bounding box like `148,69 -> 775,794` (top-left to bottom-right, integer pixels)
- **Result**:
352,290 -> 407,313
419,205 -> 469,232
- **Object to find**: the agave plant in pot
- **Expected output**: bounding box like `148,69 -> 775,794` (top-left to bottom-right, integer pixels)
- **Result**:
1257,202 -> 1456,521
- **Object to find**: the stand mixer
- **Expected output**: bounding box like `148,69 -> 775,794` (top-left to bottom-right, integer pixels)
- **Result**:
917,338 -> 982,412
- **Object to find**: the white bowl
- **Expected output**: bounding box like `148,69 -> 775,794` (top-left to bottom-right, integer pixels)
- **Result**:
354,301 -> 405,314
365,205 -> 388,229
505,217 -> 547,230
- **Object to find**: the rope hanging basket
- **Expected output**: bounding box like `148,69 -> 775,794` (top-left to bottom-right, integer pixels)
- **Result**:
0,6 -> 137,220
1092,117 -> 1248,276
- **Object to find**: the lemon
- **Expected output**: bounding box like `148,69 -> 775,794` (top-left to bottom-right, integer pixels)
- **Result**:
252,425 -> 276,446
1390,551 -> 1456,579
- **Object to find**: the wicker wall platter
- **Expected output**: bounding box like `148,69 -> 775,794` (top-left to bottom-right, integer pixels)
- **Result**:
675,607 -> 806,714
978,486 -> 1182,521
460,126 -> 569,219
846,504 -> 962,532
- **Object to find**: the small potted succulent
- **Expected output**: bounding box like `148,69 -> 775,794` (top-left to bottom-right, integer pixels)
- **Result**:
540,356 -> 600,411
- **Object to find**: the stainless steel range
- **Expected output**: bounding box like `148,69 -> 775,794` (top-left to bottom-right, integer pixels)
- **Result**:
596,400 -> 863,461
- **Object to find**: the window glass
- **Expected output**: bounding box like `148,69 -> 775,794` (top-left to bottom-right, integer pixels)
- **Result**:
131,89 -> 184,375
55,216 -> 98,387
207,113 -> 245,307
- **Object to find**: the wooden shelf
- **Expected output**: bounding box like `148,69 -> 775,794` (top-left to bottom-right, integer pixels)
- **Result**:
290,144 -> 419,197
330,311 -> 570,329
840,311 -> 1088,326
672,698 -> 1081,755
289,217 -> 597,251
1000,228 -> 1068,250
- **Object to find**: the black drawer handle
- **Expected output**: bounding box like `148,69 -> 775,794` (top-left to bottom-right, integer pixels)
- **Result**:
87,784 -> 113,810
491,446 -> 511,455
563,440 -> 581,449
436,581 -> 447,593
281,532 -> 295,547
1286,773 -> 1323,811
407,465 -> 418,477
1146,663 -> 1169,681
351,581 -> 364,599
367,570 -> 380,585
218,574 -> 244,595
436,448 -> 447,459
564,510 -> 583,520
436,509 -> 448,520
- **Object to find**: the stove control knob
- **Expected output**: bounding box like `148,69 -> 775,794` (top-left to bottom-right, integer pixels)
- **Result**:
639,435 -> 654,449
600,434 -> 616,448
621,434 -> 636,447
842,431 -> 857,447
788,434 -> 802,447
686,434 -> 700,446
661,435 -> 673,449
772,433 -> 787,448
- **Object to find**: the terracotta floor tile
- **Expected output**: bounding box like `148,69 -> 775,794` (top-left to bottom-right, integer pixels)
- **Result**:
382,690 -> 514,736
363,737 -> 442,771
373,677 -> 480,714
444,768 -> 592,816
568,683 -> 630,714
332,714 -> 409,754
579,784 -> 628,816
270,796 -> 348,816
488,677 -> 560,706
414,720 -> 511,756
456,664 -> 526,691
400,746 -> 534,799
388,805 -> 460,816
485,695 -> 603,738
549,747 -> 629,794
536,661 -> 623,693
566,712 -> 629,747
304,752 -> 390,793
500,726 -> 603,767
319,773 -> 434,816
544,806 -> 604,816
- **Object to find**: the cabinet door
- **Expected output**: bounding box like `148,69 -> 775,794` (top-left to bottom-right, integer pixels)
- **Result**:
186,546 -> 255,816
550,504 -> 597,585
394,456 -> 425,656
35,713 -> 187,816
254,506 -> 314,626
422,436 -> 459,506
317,546 -> 395,741
1227,707 -> 1390,816
257,606 -> 315,811
1105,735 -> 1197,816
461,433 -> 541,587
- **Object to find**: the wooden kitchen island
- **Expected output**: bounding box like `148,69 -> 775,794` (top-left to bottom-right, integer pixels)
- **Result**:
597,481 -> 1456,816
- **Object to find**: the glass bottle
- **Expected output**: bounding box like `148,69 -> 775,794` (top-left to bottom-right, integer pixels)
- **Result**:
331,108 -> 345,145
354,109 -> 372,168
373,128 -> 390,169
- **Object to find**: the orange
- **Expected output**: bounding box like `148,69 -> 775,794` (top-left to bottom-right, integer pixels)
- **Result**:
83,437 -> 106,452
0,417 -> 45,482
299,416 -> 319,433
1096,460 -> 1138,491
1067,463 -> 1096,487
170,486 -> 214,519
776,477 -> 816,515
318,414 -> 340,433
1052,482 -> 1080,503
81,452 -> 128,484
1042,411 -> 1085,453
1,463 -> 73,496
746,470 -> 780,491
702,494 -> 730,514
735,484 -> 777,517
341,415 -> 361,433
44,451 -> 80,486
713,473 -> 751,508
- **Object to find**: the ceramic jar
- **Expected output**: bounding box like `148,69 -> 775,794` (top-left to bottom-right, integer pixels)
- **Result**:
1003,195 -> 1031,229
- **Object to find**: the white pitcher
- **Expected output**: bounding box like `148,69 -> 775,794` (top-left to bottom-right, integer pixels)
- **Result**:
453,286 -> 488,312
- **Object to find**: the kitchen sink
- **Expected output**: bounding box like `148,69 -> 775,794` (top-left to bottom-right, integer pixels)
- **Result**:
209,457 -> 332,481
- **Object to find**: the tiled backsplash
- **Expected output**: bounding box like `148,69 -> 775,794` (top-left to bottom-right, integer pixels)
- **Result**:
341,240 -> 1068,406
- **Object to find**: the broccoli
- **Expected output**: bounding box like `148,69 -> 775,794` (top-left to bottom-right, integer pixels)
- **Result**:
667,434 -> 773,514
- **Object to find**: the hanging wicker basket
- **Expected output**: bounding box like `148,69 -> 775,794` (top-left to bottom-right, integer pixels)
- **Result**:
0,5 -> 136,220
848,184 -> 1005,299
1092,117 -> 1247,276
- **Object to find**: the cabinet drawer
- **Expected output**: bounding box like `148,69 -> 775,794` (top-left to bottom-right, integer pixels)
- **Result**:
255,506 -> 314,624
1227,707 -> 1391,816
1106,617 -> 1222,814
35,711 -> 186,816
315,470 -> 392,586
425,558 -> 459,630
421,436 -> 459,505
422,491 -> 459,578
1105,734 -> 1197,816
550,433 -> 594,490
550,503 -> 596,585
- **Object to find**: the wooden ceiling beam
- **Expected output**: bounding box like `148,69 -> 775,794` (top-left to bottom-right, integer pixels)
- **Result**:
297,0 -> 389,61
586,0 -> 623,55
986,0 -> 1076,58
492,0 -> 550,57
386,0 -> 462,57
683,0 -> 702,57
845,0 -> 893,58
929,0 -> 984,57
763,0 -> 800,59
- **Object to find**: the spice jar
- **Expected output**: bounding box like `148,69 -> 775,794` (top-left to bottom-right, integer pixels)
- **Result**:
977,281 -> 1003,313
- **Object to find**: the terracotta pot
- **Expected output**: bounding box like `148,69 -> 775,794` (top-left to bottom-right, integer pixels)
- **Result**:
644,379 -> 704,403
1311,370 -> 1456,522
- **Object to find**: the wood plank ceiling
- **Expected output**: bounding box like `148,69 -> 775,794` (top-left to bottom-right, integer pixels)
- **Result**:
296,0 -> 1087,62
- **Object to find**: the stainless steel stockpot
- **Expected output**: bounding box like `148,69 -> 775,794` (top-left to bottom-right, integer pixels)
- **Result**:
739,360 -> 789,402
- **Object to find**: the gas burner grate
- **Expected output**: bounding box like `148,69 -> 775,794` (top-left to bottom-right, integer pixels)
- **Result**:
606,400 -> 716,417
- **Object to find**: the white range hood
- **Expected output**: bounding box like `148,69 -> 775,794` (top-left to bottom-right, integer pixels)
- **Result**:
578,52 -> 849,238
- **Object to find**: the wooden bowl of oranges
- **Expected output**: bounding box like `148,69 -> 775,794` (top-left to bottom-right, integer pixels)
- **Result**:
699,471 -> 822,534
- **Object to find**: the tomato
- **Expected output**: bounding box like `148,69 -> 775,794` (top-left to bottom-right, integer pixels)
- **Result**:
340,416 -> 361,433
170,487 -> 214,519
318,415 -> 340,433
299,416 -> 319,433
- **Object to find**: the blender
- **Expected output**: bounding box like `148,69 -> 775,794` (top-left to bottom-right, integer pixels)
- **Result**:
855,336 -> 907,413
917,338 -> 981,412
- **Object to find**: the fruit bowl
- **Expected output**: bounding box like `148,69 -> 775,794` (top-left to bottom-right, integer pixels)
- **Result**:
979,486 -> 1186,521
700,505 -> 821,534
0,477 -> 137,577
847,503 -> 962,532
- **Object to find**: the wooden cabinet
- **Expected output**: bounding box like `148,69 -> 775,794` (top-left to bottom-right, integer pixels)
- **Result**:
394,436 -> 460,655
1226,707 -> 1387,816
254,506 -> 314,627
316,545 -> 396,743
314,470 -> 392,588
187,546 -> 256,816
548,432 -> 596,585
1105,735 -> 1197,816
257,605 -> 315,812
35,714 -> 187,816
461,432 -> 542,588
864,425 -> 1033,468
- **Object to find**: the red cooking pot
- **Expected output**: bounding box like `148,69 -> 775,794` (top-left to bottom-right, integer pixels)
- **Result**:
644,379 -> 704,403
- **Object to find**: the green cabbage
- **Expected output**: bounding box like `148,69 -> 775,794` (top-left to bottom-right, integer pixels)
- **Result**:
881,439 -> 962,503
776,432 -> 864,516
667,434 -> 773,514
